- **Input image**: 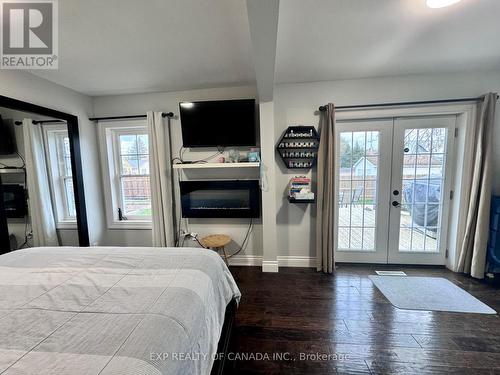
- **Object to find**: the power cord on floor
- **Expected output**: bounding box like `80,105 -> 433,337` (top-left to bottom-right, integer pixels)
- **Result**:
228,218 -> 253,258
194,235 -> 207,249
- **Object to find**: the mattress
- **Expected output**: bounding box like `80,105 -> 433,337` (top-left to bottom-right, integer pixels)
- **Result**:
0,246 -> 241,375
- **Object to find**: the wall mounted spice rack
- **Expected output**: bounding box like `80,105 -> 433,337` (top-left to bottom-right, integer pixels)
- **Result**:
276,126 -> 320,169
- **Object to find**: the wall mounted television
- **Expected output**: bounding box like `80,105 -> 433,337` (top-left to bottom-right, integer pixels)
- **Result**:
179,99 -> 256,147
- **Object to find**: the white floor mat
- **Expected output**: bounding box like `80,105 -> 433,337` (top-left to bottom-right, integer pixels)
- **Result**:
369,276 -> 496,314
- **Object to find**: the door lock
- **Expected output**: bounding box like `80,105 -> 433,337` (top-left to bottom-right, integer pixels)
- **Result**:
392,201 -> 400,207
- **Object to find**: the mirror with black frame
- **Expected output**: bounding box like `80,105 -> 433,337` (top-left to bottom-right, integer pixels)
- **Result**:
0,97 -> 89,254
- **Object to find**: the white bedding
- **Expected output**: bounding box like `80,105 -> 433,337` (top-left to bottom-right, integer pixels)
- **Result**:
0,246 -> 241,375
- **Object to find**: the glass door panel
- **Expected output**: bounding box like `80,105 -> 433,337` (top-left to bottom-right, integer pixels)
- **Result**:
388,116 -> 456,264
334,120 -> 392,263
399,128 -> 446,252
338,131 -> 378,250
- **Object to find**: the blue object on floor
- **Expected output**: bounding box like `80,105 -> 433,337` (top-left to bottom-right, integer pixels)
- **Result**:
487,196 -> 500,273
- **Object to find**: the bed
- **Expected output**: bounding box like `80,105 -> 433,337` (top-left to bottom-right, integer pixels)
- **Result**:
0,246 -> 241,375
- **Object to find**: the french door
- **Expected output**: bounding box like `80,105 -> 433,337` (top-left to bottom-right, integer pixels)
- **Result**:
334,115 -> 456,264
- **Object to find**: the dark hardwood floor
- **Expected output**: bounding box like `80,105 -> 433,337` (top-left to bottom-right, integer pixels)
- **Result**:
227,265 -> 500,374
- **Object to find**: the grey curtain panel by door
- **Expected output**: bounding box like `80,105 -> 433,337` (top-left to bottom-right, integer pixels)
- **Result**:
457,93 -> 497,279
148,111 -> 175,247
316,103 -> 335,273
23,119 -> 60,246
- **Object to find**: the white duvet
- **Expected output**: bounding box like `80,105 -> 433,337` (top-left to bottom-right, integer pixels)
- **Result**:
0,246 -> 241,375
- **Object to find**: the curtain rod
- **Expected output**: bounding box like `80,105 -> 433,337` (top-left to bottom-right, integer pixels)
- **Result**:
318,95 -> 499,112
14,119 -> 66,125
88,112 -> 174,122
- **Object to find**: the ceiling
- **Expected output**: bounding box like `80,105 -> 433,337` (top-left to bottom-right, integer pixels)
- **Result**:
30,0 -> 500,96
31,0 -> 255,96
276,0 -> 500,84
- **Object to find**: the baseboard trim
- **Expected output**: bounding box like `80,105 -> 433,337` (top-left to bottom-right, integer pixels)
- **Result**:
228,255 -> 262,266
228,255 -> 316,269
277,256 -> 316,268
262,260 -> 279,273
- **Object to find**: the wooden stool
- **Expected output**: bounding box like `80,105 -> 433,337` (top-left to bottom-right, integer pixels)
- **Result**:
201,234 -> 231,265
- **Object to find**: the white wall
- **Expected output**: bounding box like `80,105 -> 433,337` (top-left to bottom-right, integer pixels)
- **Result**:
3,67 -> 498,268
274,69 -> 500,259
92,85 -> 263,256
259,101 -> 278,271
0,70 -> 106,245
93,70 -> 500,264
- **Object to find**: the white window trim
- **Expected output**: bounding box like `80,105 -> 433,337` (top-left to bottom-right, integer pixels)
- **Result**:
98,119 -> 152,230
43,124 -> 77,229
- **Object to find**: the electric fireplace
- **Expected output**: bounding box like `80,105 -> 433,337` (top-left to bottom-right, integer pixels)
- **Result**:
180,180 -> 260,218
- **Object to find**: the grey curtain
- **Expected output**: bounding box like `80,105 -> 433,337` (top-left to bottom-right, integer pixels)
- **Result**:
148,111 -> 175,247
316,103 -> 335,273
457,93 -> 497,279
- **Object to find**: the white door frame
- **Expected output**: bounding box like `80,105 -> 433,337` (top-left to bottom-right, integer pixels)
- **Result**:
335,103 -> 477,270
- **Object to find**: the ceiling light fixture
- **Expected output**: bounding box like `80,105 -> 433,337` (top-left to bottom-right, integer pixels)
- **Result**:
426,0 -> 462,8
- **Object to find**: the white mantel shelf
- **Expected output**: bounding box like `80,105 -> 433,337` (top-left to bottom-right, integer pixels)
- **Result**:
172,162 -> 260,170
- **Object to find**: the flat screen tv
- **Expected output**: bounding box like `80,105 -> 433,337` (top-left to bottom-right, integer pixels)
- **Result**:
0,116 -> 15,155
179,99 -> 256,147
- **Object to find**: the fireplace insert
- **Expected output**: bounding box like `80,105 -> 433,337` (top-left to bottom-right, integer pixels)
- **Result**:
180,180 -> 260,218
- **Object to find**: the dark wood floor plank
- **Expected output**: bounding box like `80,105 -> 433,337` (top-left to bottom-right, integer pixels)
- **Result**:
412,334 -> 462,350
451,336 -> 500,353
229,265 -> 500,374
343,318 -> 498,336
366,360 -> 500,375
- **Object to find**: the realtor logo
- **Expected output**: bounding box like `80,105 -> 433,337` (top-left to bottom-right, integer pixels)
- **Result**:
1,0 -> 58,69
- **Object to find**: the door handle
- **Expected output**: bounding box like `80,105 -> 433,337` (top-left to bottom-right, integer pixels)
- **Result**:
392,201 -> 400,207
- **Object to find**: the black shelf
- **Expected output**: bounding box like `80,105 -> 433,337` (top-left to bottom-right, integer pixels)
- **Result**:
288,197 -> 316,203
277,126 -> 320,169
277,146 -> 319,150
282,136 -> 318,139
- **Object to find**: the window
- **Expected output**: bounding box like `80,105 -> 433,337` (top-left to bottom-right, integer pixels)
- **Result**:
98,120 -> 152,229
44,125 -> 76,227
116,132 -> 151,219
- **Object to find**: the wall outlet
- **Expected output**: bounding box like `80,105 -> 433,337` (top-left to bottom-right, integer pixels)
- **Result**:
179,231 -> 198,239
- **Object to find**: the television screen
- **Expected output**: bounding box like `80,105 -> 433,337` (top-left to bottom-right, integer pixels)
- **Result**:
0,116 -> 15,155
179,99 -> 256,147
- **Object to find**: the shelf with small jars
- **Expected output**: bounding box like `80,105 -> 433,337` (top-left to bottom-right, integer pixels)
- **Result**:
276,126 -> 320,169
